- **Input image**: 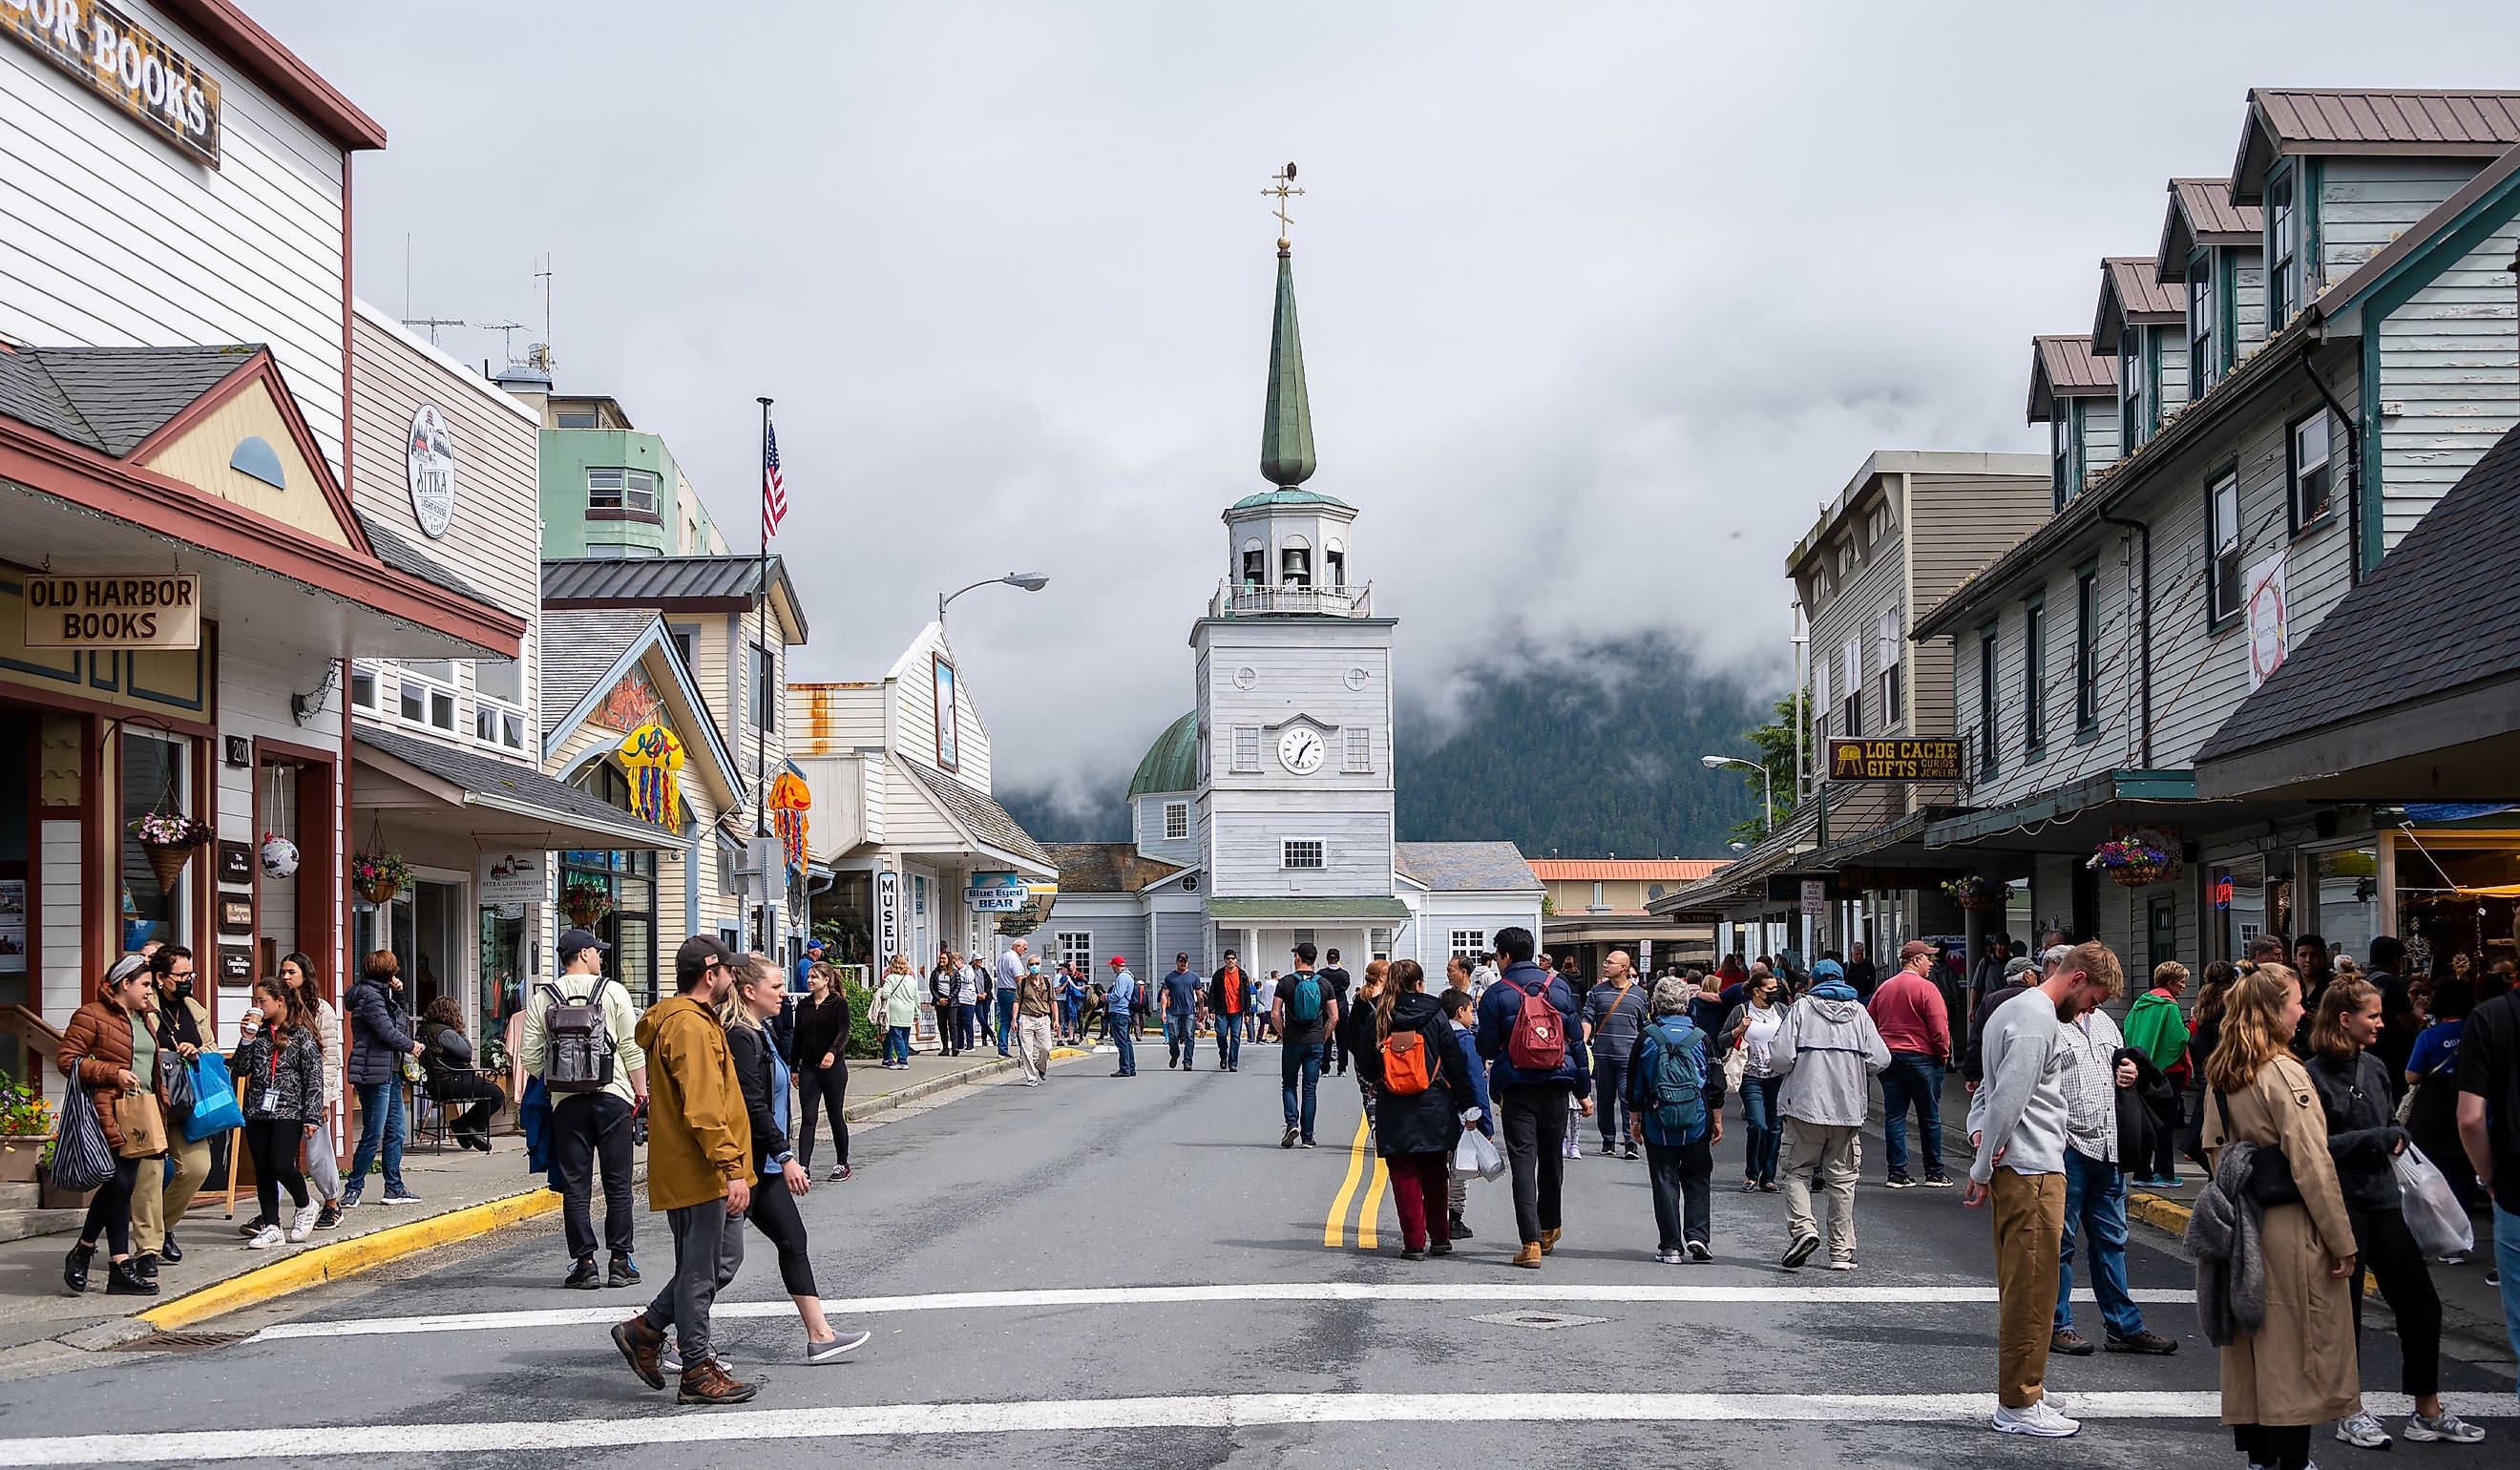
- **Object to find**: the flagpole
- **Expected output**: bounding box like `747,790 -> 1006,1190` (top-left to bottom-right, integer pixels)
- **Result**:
755,396 -> 771,841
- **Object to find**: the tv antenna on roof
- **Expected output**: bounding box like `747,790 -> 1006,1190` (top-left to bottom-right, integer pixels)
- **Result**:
479,321 -> 527,361
405,317 -> 466,346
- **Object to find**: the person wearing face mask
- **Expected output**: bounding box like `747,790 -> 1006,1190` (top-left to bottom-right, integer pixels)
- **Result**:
132,945 -> 214,1276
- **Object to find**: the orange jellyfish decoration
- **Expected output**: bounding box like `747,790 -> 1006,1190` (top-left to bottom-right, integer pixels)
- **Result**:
769,771 -> 811,884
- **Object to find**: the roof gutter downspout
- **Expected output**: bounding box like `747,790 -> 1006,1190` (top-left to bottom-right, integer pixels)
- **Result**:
2095,508 -> 2152,767
2299,329 -> 2363,588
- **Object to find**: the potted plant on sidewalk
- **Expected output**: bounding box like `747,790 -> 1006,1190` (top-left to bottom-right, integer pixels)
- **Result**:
1941,872 -> 2012,914
0,1072 -> 52,1185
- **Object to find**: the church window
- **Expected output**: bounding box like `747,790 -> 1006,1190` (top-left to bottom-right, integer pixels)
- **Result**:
1231,726 -> 1260,773
1282,840 -> 1324,870
1342,727 -> 1370,773
1164,801 -> 1189,841
1056,932 -> 1093,971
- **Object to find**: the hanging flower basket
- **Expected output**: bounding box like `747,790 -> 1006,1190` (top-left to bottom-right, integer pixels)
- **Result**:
129,809 -> 212,893
352,849 -> 410,907
1941,873 -> 2012,914
560,875 -> 614,929
2089,834 -> 2177,889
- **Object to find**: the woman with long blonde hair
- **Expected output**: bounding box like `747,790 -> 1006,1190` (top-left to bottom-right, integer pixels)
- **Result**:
2200,964 -> 2361,1470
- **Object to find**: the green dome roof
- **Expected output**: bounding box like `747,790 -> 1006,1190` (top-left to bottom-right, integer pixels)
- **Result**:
1228,487 -> 1353,512
1126,712 -> 1200,799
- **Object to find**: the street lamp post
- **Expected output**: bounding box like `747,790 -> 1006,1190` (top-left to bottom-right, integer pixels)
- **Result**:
938,572 -> 1050,627
1701,753 -> 1774,833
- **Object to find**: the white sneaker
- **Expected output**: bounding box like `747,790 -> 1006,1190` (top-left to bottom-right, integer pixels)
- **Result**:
245,1225 -> 285,1250
2334,1412 -> 2391,1448
1991,1400 -> 2081,1438
2404,1412 -> 2485,1444
285,1205 -> 318,1243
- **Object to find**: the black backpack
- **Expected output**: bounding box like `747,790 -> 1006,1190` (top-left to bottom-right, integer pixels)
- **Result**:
539,976 -> 618,1093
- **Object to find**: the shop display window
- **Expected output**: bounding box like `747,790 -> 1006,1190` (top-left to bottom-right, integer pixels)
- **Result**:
2212,855 -> 2265,962
2311,847 -> 2379,965
119,730 -> 192,954
2395,841 -> 2520,980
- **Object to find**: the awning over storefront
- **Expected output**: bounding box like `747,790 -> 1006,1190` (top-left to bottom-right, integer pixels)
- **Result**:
1207,896 -> 1412,921
1922,768 -> 2310,854
353,723 -> 676,850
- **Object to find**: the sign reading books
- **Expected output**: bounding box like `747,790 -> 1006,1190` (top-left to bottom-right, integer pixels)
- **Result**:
1825,737 -> 1964,783
19,574 -> 201,648
4,1 -> 222,167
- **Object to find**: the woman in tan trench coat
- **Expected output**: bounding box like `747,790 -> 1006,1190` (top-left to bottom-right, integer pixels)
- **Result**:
2200,964 -> 2360,1470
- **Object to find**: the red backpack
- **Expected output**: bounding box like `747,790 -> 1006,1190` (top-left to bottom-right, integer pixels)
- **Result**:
1505,976 -> 1565,1071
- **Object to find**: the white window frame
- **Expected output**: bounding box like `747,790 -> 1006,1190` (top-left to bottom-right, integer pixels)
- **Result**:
1866,497 -> 1896,543
1282,839 -> 1324,871
1163,801 -> 1189,842
470,658 -> 527,753
587,468 -> 660,516
1230,725 -> 1260,774
348,660 -> 384,715
1876,608 -> 1901,725
2210,470 -> 2243,621
1342,726 -> 1370,774
1056,932 -> 1093,972
1449,929 -> 1485,958
1836,540 -> 1858,578
2289,410 -> 2333,531
396,661 -> 457,734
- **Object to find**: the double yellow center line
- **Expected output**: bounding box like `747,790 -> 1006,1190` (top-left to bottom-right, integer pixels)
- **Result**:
1321,1111 -> 1387,1249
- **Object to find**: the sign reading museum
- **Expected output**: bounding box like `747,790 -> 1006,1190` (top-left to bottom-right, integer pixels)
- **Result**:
4,0 -> 223,167
1826,737 -> 1963,783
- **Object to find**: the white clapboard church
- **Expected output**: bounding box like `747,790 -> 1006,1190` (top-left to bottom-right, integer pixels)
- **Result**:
1020,224 -> 1541,980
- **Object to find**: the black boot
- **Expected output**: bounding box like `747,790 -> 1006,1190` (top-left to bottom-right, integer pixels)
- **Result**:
159,1233 -> 183,1263
132,1251 -> 159,1280
1450,1212 -> 1473,1240
63,1242 -> 94,1294
105,1258 -> 159,1295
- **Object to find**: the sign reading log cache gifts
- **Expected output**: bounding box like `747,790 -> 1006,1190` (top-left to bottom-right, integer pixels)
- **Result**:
3,0 -> 223,167
1825,737 -> 1964,783
20,574 -> 200,649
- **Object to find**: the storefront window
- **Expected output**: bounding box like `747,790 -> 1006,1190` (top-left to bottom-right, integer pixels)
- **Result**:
479,903 -> 525,1040
819,871 -> 873,976
566,760 -> 662,1005
2394,840 -> 2520,981
2312,847 -> 2379,966
2212,855 -> 2265,963
119,731 -> 191,955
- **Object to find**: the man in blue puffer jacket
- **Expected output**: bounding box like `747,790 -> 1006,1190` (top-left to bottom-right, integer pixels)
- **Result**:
342,952 -> 426,1208
1475,926 -> 1591,1269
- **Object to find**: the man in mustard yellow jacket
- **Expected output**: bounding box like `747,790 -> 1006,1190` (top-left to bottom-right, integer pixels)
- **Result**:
613,935 -> 755,1405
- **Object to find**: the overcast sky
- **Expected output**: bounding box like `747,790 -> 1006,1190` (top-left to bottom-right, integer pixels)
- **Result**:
259,1 -> 2520,808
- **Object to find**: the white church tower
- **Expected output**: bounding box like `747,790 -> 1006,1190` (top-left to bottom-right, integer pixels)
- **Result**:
1191,187 -> 1403,965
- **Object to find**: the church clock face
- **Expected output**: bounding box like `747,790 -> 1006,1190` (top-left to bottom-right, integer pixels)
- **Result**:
1277,726 -> 1326,775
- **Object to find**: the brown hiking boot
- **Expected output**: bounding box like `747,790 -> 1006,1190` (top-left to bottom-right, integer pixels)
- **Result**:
1540,1228 -> 1563,1255
612,1315 -> 666,1391
1511,1242 -> 1543,1269
678,1358 -> 760,1405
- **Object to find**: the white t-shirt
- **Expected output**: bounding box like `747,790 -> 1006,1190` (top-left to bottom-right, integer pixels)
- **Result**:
1258,976 -> 1279,1011
1742,1004 -> 1787,1078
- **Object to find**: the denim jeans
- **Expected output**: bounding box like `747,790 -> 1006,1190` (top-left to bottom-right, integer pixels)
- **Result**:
1166,1012 -> 1197,1067
956,1002 -> 977,1051
883,1025 -> 911,1064
1741,1074 -> 1785,1184
995,992 -> 1017,1054
346,1081 -> 407,1198
2054,1149 -> 2144,1337
1879,1053 -> 1944,1177
2495,1204 -> 2520,1404
1593,1052 -> 1631,1150
1111,1016 -> 1137,1075
1059,998 -> 1081,1038
1281,1041 -> 1324,1139
1214,1013 -> 1243,1069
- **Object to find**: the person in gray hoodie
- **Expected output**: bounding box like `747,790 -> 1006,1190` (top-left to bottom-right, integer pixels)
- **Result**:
1766,958 -> 1889,1270
1964,939 -> 2122,1440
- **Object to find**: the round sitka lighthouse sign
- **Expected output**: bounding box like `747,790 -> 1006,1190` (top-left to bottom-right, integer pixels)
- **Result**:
406,404 -> 457,539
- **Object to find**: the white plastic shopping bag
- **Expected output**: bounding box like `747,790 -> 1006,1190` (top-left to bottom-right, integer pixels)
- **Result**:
1454,1127 -> 1506,1182
2391,1144 -> 2474,1258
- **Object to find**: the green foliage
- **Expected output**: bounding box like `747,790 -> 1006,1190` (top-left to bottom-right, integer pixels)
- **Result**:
842,979 -> 881,1060
0,1069 -> 52,1137
1730,692 -> 1809,844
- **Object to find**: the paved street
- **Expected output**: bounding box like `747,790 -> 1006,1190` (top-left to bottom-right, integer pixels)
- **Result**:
1,1053 -> 2506,1467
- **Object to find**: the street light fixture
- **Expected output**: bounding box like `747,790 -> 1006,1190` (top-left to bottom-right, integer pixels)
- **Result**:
1728,841 -> 1750,853
1701,753 -> 1774,832
939,572 -> 1050,626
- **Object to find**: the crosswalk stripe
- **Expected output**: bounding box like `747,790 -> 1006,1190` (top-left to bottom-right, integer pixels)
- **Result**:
248,1281 -> 2200,1343
0,1391 -> 2503,1463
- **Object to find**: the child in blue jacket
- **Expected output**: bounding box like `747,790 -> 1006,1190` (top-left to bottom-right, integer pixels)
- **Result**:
1441,988 -> 1493,1240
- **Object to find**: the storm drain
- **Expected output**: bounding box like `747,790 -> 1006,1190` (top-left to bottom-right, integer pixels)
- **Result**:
1468,1311 -> 1608,1332
112,1330 -> 246,1354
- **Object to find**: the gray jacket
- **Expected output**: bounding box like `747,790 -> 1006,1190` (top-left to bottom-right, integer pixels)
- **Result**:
1765,987 -> 1890,1127
2185,1139 -> 2269,1346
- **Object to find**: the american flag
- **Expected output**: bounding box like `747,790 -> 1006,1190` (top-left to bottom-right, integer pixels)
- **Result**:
762,420 -> 788,537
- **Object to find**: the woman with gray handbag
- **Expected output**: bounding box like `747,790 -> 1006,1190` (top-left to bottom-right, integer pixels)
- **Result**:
56,956 -> 162,1296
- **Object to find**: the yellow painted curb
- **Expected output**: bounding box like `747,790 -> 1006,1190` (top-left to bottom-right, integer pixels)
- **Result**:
138,1189 -> 559,1332
2128,1190 -> 2192,1237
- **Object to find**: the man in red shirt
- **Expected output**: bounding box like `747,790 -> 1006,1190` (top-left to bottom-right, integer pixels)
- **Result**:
1871,939 -> 1955,1187
1207,950 -> 1247,1073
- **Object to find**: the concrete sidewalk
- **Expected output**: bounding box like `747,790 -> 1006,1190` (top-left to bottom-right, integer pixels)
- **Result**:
0,1044 -> 1035,1358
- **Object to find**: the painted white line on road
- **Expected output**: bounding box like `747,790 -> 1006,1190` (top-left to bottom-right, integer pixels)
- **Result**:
248,1280 -> 2195,1343
0,1391 -> 2506,1465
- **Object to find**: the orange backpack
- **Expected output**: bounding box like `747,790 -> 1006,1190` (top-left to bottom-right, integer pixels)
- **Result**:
1381,1021 -> 1438,1096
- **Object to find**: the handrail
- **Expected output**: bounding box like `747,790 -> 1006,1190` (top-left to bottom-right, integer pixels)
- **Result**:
1208,580 -> 1375,618
1,1005 -> 65,1091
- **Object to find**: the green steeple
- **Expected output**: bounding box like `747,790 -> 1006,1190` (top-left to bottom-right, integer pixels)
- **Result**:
1259,247 -> 1316,489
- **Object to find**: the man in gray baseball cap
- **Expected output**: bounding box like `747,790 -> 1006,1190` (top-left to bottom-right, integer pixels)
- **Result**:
525,925 -> 646,1290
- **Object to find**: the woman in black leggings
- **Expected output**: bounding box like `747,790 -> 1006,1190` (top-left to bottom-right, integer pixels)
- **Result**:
708,956 -> 870,1369
233,976 -> 325,1247
791,964 -> 851,1181
58,956 -> 158,1296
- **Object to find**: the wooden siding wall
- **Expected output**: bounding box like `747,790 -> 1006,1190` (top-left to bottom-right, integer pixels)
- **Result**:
0,0 -> 350,468
789,684 -> 885,758
1194,619 -> 1396,900
2232,254 -> 2269,359
889,623 -> 994,792
2156,328 -> 2193,423
2079,398 -> 2123,490
1131,794 -> 1199,870
1204,792 -> 1392,897
2373,214 -> 2520,546
2320,158 -> 2483,291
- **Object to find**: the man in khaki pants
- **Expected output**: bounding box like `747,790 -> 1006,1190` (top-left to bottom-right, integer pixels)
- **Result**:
1965,940 -> 2123,1440
131,946 -> 212,1276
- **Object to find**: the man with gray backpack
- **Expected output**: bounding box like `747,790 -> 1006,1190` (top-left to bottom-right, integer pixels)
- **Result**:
1624,977 -> 1728,1263
522,928 -> 648,1290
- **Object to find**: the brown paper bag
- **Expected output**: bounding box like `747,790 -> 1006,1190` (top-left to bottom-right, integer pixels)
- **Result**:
112,1089 -> 169,1159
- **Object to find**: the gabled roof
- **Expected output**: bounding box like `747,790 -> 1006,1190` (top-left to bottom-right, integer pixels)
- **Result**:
2026,335 -> 2118,425
2094,257 -> 2184,354
1526,859 -> 1729,882
539,611 -> 746,811
898,758 -> 1056,872
2197,418 -> 2520,767
1042,842 -> 1187,895
538,609 -> 665,737
0,344 -> 257,455
354,721 -> 673,850
1394,842 -> 1542,892
542,555 -> 808,642
2158,178 -> 2264,280
2235,88 -> 2520,199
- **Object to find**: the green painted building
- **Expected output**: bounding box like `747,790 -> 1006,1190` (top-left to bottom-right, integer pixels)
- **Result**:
493,373 -> 728,558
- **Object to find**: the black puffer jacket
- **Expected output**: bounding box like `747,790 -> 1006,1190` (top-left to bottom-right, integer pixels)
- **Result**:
2305,1048 -> 2406,1212
231,1024 -> 325,1123
724,1021 -> 791,1174
1358,990 -> 1480,1158
345,974 -> 415,1086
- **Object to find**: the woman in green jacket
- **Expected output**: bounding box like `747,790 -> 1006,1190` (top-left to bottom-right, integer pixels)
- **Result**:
2119,961 -> 2192,1186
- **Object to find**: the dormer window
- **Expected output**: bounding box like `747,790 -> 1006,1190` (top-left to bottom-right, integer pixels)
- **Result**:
2051,407 -> 2079,507
1836,540 -> 1858,580
2269,172 -> 2299,327
1280,538 -> 1312,587
2189,250 -> 2219,391
2121,331 -> 2149,449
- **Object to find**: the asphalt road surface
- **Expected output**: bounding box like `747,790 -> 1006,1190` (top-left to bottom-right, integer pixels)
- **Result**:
0,1050 -> 2507,1468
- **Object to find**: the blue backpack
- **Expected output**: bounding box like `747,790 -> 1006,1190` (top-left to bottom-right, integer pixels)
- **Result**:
1646,1018 -> 1707,1138
1287,974 -> 1326,1024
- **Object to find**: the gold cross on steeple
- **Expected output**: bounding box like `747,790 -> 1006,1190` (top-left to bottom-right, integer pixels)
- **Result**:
1264,162 -> 1303,253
